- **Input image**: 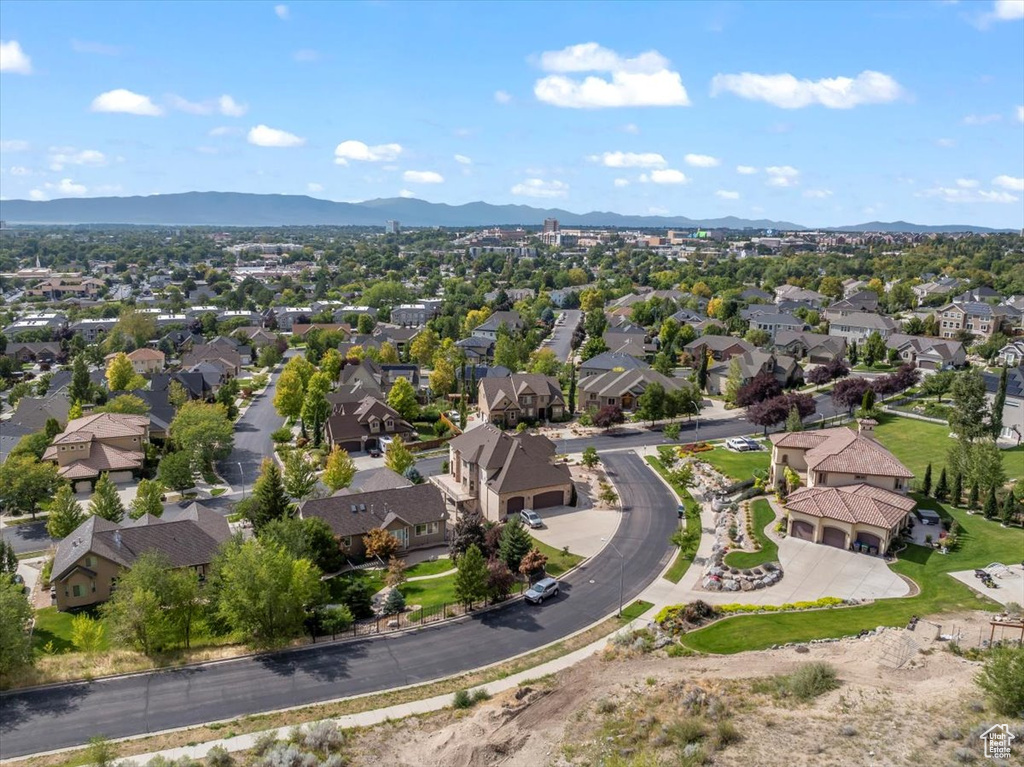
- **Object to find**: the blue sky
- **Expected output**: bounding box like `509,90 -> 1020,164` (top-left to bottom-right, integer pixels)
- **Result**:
1,0 -> 1023,227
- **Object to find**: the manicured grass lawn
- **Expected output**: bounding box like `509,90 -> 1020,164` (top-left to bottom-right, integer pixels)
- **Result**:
645,456 -> 701,584
620,600 -> 654,622
682,496 -> 1024,654
400,573 -> 458,610
32,607 -> 111,654
210,488 -> 227,497
697,444 -> 771,483
405,558 -> 454,578
530,536 -> 584,577
723,499 -> 779,569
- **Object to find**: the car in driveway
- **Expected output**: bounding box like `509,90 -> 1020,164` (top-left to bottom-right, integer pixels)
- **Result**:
524,577 -> 559,604
520,509 -> 543,529
726,437 -> 761,452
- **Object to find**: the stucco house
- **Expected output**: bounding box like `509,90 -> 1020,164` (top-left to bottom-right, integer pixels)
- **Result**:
825,310 -> 899,342
683,336 -> 755,363
578,368 -> 688,412
51,503 -> 229,611
477,374 -> 565,426
105,347 -> 165,375
773,330 -> 847,364
769,420 -> 915,554
471,311 -> 524,340
42,413 -> 149,490
434,424 -> 573,523
935,301 -> 1014,342
300,483 -> 447,561
884,334 -> 965,371
705,350 -> 803,395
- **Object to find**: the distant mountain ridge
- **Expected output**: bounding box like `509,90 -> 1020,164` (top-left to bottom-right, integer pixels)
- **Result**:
0,192 -> 1010,233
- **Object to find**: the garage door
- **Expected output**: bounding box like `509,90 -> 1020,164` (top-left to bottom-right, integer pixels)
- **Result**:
822,527 -> 847,549
533,490 -> 564,509
791,520 -> 814,540
856,532 -> 881,549
506,496 -> 525,515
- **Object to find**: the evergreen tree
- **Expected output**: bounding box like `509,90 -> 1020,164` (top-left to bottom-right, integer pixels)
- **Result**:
785,405 -> 804,432
1002,491 -> 1018,527
458,396 -> 468,431
130,478 -> 164,519
983,486 -> 998,520
47,484 -> 86,539
933,467 -> 949,502
89,474 -> 125,523
951,471 -> 963,507
245,458 -> 293,531
922,463 -> 932,496
991,364 -> 1008,440
498,520 -> 533,572
696,349 -> 709,391
69,354 -> 92,405
453,544 -> 488,608
848,340 -> 858,365
382,588 -> 406,615
968,480 -> 980,510
567,364 -> 577,414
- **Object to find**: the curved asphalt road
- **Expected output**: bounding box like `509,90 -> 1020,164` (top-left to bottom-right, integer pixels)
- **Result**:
0,452 -> 677,759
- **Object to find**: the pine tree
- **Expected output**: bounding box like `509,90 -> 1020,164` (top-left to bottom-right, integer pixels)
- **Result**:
47,484 -> 86,539
922,463 -> 932,496
567,365 -> 577,414
245,458 -> 293,531
785,406 -> 804,432
968,481 -> 980,510
696,349 -> 709,391
130,478 -> 164,519
382,587 -> 406,615
89,474 -> 125,523
933,468 -> 949,502
848,340 -> 858,366
951,471 -> 963,507
69,354 -> 92,405
983,486 -> 998,519
991,364 -> 1008,440
498,520 -> 533,572
1002,491 -> 1018,527
453,544 -> 488,608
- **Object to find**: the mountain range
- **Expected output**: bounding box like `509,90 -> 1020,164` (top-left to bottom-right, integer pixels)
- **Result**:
0,192 -> 1010,233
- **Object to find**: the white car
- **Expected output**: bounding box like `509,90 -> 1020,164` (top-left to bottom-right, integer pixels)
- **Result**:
520,509 -> 543,529
725,437 -> 749,452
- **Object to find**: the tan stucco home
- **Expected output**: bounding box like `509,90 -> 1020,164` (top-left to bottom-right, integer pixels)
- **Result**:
477,374 -> 565,427
433,424 -> 573,523
104,347 -> 166,375
769,420 -> 915,554
42,413 -> 149,489
300,483 -> 447,561
51,503 -> 229,611
578,367 -> 688,412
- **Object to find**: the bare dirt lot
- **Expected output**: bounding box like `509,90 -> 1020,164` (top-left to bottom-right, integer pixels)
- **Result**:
346,611 -> 1018,767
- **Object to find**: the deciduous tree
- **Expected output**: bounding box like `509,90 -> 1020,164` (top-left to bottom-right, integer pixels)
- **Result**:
322,446 -> 356,492
454,544 -> 488,607
105,353 -> 145,393
949,368 -> 989,442
363,527 -> 399,561
283,450 -> 319,500
0,580 -> 33,675
387,376 -> 420,421
384,439 -> 415,476
169,401 -> 234,471
130,478 -> 164,519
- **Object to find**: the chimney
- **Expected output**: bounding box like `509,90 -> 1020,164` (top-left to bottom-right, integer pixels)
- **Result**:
857,418 -> 877,440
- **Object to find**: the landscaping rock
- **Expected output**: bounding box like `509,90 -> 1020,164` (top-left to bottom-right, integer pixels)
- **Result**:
753,581 -> 765,589
740,580 -> 753,592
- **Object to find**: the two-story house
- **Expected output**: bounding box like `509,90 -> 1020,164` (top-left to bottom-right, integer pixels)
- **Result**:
825,310 -> 899,343
104,347 -> 166,376
325,395 -> 414,453
42,413 -> 150,491
935,301 -> 1013,342
478,374 -> 565,426
471,311 -> 524,341
769,420 -> 915,554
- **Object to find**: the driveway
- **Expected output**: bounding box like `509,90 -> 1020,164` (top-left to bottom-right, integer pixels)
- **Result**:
530,489 -> 621,558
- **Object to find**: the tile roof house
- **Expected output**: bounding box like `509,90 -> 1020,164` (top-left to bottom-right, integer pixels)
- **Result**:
705,350 -> 803,395
434,424 -> 573,523
478,374 -> 565,427
578,368 -> 689,413
51,502 -> 229,610
769,420 -> 915,554
42,413 -> 149,484
773,330 -> 847,364
325,396 -> 414,453
300,483 -> 447,561
885,334 -> 965,371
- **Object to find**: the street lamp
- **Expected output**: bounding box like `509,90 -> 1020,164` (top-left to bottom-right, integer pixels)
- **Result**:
601,537 -> 625,618
237,462 -> 245,499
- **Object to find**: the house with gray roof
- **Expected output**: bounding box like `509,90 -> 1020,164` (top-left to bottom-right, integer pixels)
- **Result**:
740,308 -> 808,341
706,350 -> 803,395
578,368 -> 689,413
885,334 -> 965,371
478,374 -> 565,426
936,301 -> 1014,342
579,351 -> 649,378
826,310 -> 899,342
774,330 -> 847,364
471,311 -> 523,340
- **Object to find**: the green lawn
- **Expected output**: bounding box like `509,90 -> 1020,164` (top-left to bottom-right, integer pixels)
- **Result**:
697,444 -> 771,483
400,572 -> 458,611
620,600 -> 654,622
405,558 -> 454,578
32,607 -> 111,654
645,456 -> 701,584
530,536 -> 584,577
683,496 -> 1024,654
722,499 -> 779,569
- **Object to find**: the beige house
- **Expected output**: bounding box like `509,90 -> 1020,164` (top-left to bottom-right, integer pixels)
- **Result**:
578,367 -> 689,412
477,374 -> 565,427
51,503 -> 229,611
105,347 -> 166,375
434,424 -> 573,523
936,301 -> 1013,342
42,413 -> 149,490
769,420 -> 915,554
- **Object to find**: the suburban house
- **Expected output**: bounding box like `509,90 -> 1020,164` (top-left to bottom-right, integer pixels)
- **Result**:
936,301 -> 1013,342
456,336 -> 495,363
51,503 -> 229,611
477,374 -> 565,426
913,276 -> 962,302
579,351 -> 649,378
104,347 -> 166,375
42,413 -> 149,489
181,341 -> 244,378
69,318 -> 118,343
773,330 -> 847,364
27,276 -> 105,300
826,310 -> 899,342
984,364 -> 1024,445
604,323 -> 657,358
578,368 -> 688,412
885,334 -> 965,370
3,312 -> 67,338
300,483 -> 447,561
472,311 -> 524,340
705,350 -> 803,395
740,308 -> 808,341
770,420 -> 916,554
827,290 -> 879,314
325,396 -> 414,453
270,307 -> 315,332
390,301 -> 442,326
5,341 -> 62,364
997,340 -> 1024,367
774,285 -> 825,308
683,336 -> 755,363
290,323 -> 351,341
434,424 -> 573,522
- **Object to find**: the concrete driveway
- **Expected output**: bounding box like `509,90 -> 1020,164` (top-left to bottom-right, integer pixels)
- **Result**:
530,494 -> 621,558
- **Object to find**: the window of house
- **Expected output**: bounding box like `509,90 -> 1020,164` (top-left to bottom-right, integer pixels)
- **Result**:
342,536 -> 352,548
72,584 -> 83,597
85,556 -> 96,568
854,474 -> 866,480
415,522 -> 439,536
385,419 -> 394,430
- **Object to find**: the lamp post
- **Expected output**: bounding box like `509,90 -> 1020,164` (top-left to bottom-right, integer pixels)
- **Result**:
238,462 -> 246,499
601,537 -> 625,617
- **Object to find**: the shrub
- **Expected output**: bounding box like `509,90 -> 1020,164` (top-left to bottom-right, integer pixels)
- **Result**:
788,662 -> 839,700
85,738 -> 118,767
382,588 -> 406,615
976,646 -> 1024,717
271,427 -> 293,444
471,688 -> 491,703
206,746 -> 234,767
301,721 -> 346,754
596,698 -> 617,714
666,716 -> 706,745
714,720 -> 741,747
453,689 -> 473,709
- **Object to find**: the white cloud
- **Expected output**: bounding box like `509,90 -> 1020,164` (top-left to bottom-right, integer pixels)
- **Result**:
91,89 -> 163,116
510,178 -> 569,198
494,90 -> 512,104
168,94 -> 213,115
622,123 -> 640,134
736,165 -> 758,175
403,170 -> 444,184
0,140 -> 30,152
993,174 -> 1024,191
293,49 -> 320,62
639,169 -> 687,184
589,151 -> 666,168
45,178 -> 88,196
715,190 -> 740,200
307,182 -> 324,193
219,95 -> 248,117
613,178 -> 630,188
274,4 -> 289,20
0,40 -> 32,74
963,113 -> 1001,125
919,186 -> 1019,203
454,154 -> 472,165
334,140 -> 402,165
1016,105 -> 1024,122
684,153 -> 720,168
803,189 -> 833,198
765,165 -> 800,187
956,178 -> 980,188
935,138 -> 957,148
247,124 -> 305,147
710,70 -> 903,109
29,189 -> 47,201
981,0 -> 1024,24
48,148 -> 107,171
398,189 -> 416,198
533,42 -> 690,108
9,166 -> 31,176
71,39 -> 121,56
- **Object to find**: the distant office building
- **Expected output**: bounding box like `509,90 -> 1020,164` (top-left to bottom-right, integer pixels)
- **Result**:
543,218 -> 559,233
386,220 -> 400,234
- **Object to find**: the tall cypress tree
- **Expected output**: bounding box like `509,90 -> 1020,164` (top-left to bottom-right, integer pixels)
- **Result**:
991,364 -> 1008,440
922,463 -> 932,496
933,468 -> 949,501
983,486 -> 998,519
951,471 -> 963,508
1002,491 -> 1018,527
968,480 -> 980,510
567,364 -> 577,415
696,349 -> 709,392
